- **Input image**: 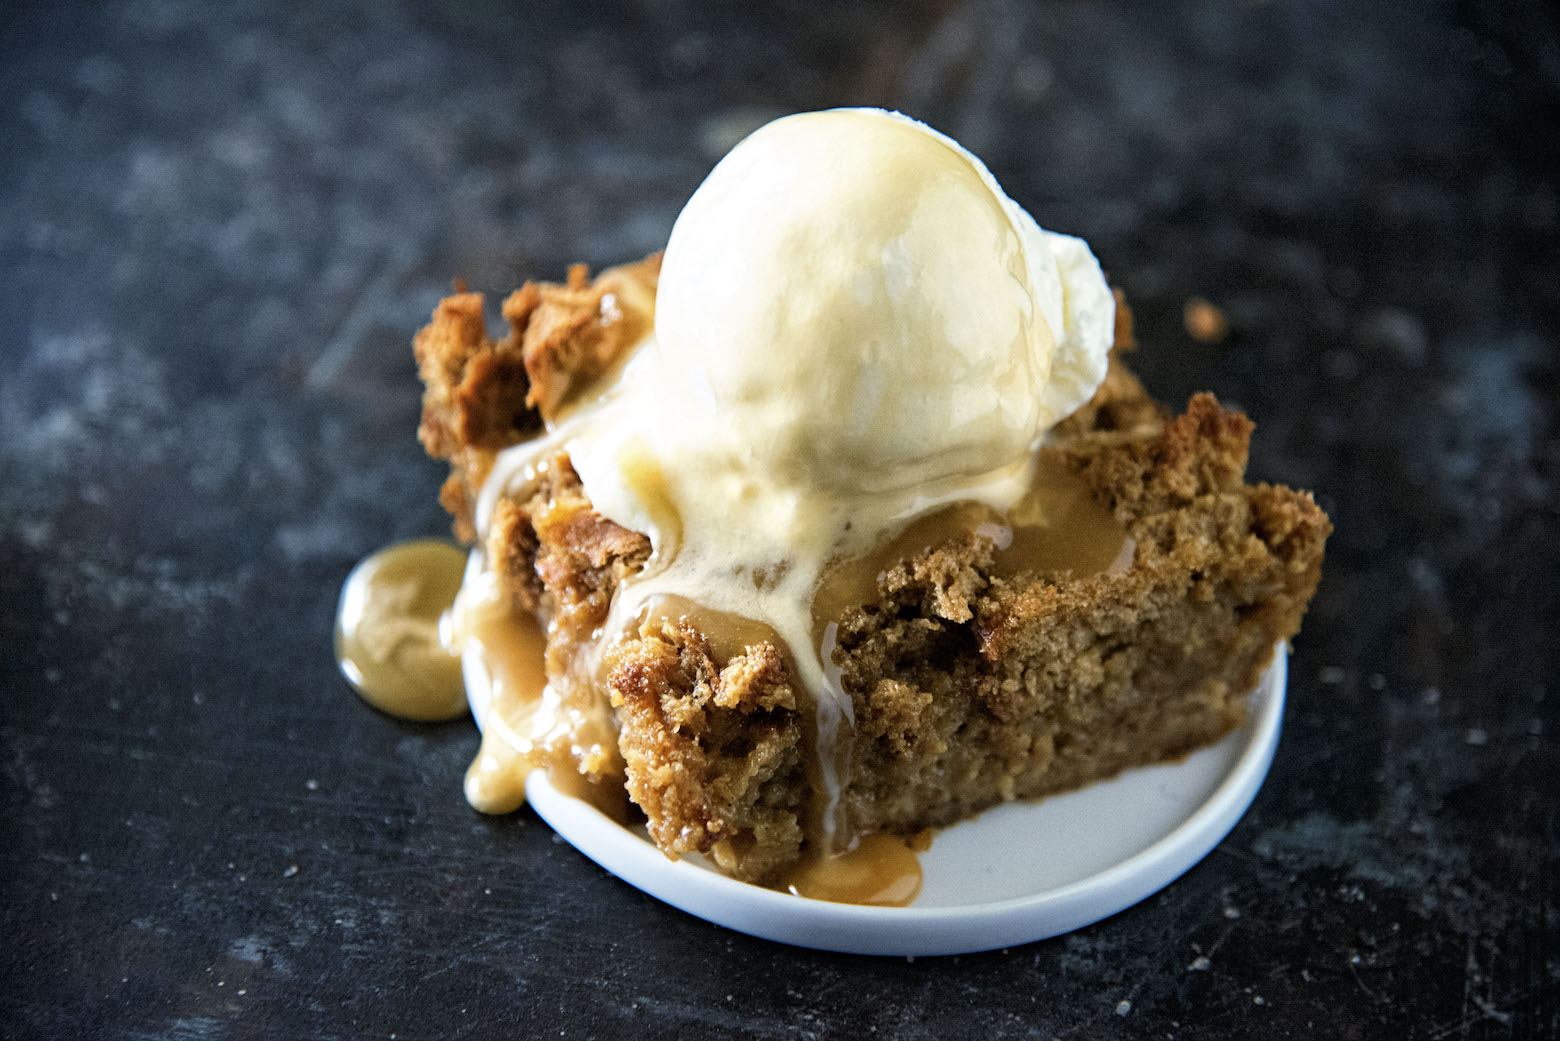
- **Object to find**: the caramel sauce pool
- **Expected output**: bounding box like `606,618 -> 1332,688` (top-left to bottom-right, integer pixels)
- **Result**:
810,453 -> 1132,635
333,540 -> 468,722
782,833 -> 924,907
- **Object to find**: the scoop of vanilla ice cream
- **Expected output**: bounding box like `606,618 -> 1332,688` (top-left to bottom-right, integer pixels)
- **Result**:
474,108 -> 1119,845
652,108 -> 1113,496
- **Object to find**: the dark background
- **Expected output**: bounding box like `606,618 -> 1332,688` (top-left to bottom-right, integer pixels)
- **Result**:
2,1 -> 1557,1038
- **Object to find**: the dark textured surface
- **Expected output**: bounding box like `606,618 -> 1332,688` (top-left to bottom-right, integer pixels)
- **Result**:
2,1 -> 1557,1037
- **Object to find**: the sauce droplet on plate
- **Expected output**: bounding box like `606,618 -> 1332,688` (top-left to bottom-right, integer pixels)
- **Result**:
334,540 -> 469,722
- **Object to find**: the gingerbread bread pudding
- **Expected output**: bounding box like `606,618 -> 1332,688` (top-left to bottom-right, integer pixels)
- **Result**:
412,109 -> 1329,892
416,257 -> 1328,886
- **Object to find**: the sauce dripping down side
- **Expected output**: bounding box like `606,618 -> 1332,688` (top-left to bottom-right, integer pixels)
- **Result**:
459,599 -> 550,815
333,540 -> 469,722
454,577 -> 630,822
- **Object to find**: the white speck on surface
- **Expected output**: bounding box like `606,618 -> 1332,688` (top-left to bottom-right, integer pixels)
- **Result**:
1116,1000 -> 1132,1016
283,864 -> 299,877
1189,956 -> 1211,971
305,779 -> 319,791
1223,906 -> 1241,919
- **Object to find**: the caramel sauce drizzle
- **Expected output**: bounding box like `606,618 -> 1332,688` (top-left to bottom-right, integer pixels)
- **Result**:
458,582 -> 630,822
810,453 -> 1132,638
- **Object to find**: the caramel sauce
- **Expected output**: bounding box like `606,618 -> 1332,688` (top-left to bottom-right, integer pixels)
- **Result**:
810,453 -> 1133,636
634,593 -> 781,663
1000,453 -> 1134,577
460,601 -> 549,814
460,594 -> 629,821
333,540 -> 469,722
782,833 -> 924,907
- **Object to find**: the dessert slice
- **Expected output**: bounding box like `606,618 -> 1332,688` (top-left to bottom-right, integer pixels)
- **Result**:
413,109 -> 1329,892
416,268 -> 1327,887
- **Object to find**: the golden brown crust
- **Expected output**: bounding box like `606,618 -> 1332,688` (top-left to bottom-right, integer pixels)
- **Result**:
486,455 -> 651,621
414,257 -> 1331,883
607,616 -> 805,878
414,256 -> 660,540
504,254 -> 661,422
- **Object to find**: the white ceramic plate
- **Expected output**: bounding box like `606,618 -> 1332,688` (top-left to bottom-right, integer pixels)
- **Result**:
468,645 -> 1286,956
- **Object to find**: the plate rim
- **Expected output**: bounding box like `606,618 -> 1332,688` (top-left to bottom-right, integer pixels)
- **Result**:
506,647 -> 1287,956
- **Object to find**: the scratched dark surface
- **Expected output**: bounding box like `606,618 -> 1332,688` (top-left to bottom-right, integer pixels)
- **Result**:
1,1 -> 1557,1038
